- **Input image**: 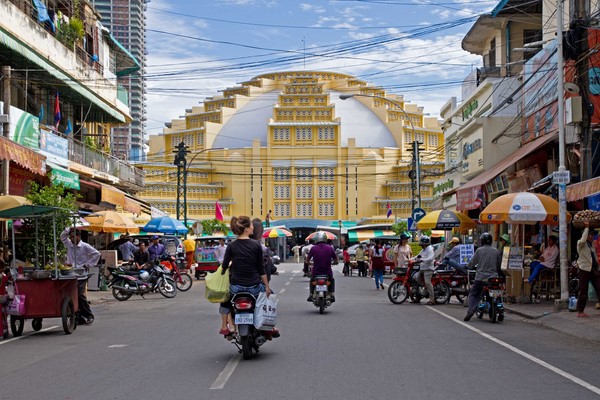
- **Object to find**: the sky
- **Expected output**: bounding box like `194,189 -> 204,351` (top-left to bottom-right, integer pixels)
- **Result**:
144,0 -> 498,137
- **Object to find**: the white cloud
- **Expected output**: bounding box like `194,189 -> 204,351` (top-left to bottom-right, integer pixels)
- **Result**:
300,3 -> 326,13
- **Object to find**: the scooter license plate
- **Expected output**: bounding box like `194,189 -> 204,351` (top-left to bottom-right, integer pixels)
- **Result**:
234,313 -> 253,324
316,285 -> 327,292
489,290 -> 502,297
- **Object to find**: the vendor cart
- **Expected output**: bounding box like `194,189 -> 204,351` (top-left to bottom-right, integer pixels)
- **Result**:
0,196 -> 83,337
9,276 -> 79,336
194,235 -> 228,279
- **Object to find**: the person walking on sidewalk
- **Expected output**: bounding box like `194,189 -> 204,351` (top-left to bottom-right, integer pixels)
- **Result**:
575,222 -> 600,318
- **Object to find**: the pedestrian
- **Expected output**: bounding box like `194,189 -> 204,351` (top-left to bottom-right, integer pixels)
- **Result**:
365,243 -> 373,277
342,245 -> 351,276
292,244 -> 301,263
355,244 -> 366,277
498,234 -> 510,251
413,235 -> 436,304
148,235 -> 166,262
216,238 -> 227,266
371,240 -> 385,289
393,233 -> 412,270
464,233 -> 502,321
118,235 -> 137,261
183,236 -> 196,271
60,227 -> 100,325
265,210 -> 272,227
527,235 -> 558,284
575,222 -> 600,318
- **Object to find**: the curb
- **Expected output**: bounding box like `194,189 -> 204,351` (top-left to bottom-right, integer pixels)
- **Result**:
505,307 -> 548,320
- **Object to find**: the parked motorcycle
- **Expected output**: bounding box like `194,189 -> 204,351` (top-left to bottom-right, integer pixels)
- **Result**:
387,259 -> 451,305
108,263 -> 177,301
436,265 -> 470,304
158,253 -> 193,292
309,275 -> 333,314
476,277 -> 505,323
229,292 -> 272,360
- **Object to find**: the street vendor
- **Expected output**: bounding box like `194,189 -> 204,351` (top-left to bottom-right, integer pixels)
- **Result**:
60,227 -> 100,325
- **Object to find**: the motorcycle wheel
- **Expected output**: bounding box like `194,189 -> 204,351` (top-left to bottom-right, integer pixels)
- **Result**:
176,273 -> 193,291
158,278 -> 177,298
433,282 -> 451,304
241,335 -> 253,360
387,281 -> 408,304
498,312 -> 504,322
476,309 -> 483,319
318,297 -> 325,314
489,301 -> 497,323
112,287 -> 132,301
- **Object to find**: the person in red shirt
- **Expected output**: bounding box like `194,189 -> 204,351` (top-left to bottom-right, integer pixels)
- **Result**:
343,246 -> 351,276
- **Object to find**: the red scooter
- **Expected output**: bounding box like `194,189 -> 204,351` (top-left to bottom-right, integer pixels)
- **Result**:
387,259 -> 451,304
435,266 -> 470,304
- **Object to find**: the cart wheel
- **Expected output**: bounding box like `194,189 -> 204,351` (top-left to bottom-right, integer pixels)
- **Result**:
32,318 -> 43,332
10,316 -> 25,337
61,298 -> 76,335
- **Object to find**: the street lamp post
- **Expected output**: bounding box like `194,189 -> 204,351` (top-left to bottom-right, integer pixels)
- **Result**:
339,93 -> 421,212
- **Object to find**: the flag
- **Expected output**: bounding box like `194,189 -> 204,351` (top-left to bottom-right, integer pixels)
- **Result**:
386,202 -> 392,218
215,201 -> 224,221
54,92 -> 61,129
65,119 -> 72,135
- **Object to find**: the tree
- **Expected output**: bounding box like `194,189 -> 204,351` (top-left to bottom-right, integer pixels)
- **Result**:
391,220 -> 408,236
21,182 -> 79,266
200,219 -> 229,236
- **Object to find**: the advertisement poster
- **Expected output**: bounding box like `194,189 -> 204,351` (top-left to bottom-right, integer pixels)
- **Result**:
40,129 -> 68,159
459,244 -> 474,265
0,101 -> 40,149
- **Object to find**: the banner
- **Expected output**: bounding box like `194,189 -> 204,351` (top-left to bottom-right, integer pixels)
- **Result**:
0,101 -> 40,149
40,129 -> 68,159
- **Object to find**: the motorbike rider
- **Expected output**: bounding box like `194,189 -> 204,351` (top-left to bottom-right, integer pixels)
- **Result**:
464,232 -> 502,321
412,235 -> 436,305
133,241 -> 151,270
442,237 -> 467,274
306,231 -> 338,302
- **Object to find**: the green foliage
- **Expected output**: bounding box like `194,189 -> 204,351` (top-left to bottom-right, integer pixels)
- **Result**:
391,221 -> 408,236
57,17 -> 85,49
21,183 -> 79,266
200,219 -> 229,235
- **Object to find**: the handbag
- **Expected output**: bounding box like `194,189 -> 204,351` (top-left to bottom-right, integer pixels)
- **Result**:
254,292 -> 277,330
7,282 -> 25,316
204,266 -> 230,303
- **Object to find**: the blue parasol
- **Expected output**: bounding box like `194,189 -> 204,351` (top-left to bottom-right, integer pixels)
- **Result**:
142,216 -> 188,235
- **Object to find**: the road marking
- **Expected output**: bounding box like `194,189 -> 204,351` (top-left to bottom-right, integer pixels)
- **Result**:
429,307 -> 600,396
292,270 -> 301,274
285,281 -> 291,286
279,288 -> 286,294
210,354 -> 241,390
108,344 -> 128,348
0,326 -> 58,345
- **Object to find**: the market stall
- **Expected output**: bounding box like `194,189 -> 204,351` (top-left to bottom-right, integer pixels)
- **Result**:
0,196 -> 83,337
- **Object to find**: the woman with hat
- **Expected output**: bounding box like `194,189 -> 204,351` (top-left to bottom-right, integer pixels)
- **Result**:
498,234 -> 511,250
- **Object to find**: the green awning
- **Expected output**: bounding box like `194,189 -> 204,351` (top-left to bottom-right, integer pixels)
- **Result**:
48,163 -> 80,190
104,31 -> 141,77
0,29 -> 126,123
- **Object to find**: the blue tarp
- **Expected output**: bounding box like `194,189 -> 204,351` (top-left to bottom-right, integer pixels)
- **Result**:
32,0 -> 55,32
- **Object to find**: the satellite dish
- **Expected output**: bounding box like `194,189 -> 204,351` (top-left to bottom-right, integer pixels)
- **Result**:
564,82 -> 580,94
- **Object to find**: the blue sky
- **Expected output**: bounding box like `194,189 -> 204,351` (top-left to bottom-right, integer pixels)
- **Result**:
145,0 -> 497,136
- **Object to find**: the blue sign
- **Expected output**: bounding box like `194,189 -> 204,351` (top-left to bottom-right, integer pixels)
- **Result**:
408,217 -> 417,232
412,208 -> 426,222
40,129 -> 68,159
589,192 -> 600,211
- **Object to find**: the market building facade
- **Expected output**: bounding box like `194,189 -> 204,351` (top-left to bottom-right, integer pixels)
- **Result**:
138,71 -> 444,240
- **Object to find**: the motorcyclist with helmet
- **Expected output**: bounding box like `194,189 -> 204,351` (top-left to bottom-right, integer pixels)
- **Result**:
464,232 -> 502,321
412,235 -> 436,305
306,231 -> 338,302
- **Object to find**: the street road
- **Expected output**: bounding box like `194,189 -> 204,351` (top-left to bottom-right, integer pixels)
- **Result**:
2,262 -> 600,400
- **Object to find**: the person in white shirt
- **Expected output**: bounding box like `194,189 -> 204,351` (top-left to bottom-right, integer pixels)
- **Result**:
60,227 -> 101,325
302,241 -> 314,276
393,233 -> 413,269
412,235 -> 435,305
527,235 -> 559,284
216,238 -> 227,265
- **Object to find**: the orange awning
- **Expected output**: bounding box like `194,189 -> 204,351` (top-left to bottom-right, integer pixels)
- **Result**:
101,184 -> 125,207
0,136 -> 46,175
567,176 -> 600,202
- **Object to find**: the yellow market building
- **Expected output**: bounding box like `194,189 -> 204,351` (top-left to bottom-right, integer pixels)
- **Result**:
138,71 -> 444,241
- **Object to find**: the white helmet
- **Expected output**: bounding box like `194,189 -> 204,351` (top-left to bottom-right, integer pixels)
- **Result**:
139,270 -> 150,281
313,231 -> 328,244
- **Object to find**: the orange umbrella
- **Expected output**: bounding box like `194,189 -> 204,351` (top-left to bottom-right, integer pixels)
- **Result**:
480,192 -> 570,225
417,209 -> 477,230
84,211 -> 140,234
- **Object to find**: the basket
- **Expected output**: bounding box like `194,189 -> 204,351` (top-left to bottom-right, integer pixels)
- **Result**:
572,220 -> 600,229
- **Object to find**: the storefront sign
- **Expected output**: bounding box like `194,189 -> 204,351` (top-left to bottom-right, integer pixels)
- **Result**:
49,166 -> 80,190
40,129 -> 68,159
433,179 -> 454,196
0,101 -> 39,149
508,248 -> 524,270
589,192 -> 600,211
456,187 -> 483,211
462,100 -> 479,120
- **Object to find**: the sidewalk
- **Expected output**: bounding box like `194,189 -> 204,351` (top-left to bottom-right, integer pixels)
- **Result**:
505,301 -> 600,342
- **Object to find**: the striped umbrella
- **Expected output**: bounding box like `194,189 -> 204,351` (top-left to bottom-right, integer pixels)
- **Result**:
306,231 -> 338,241
480,192 -> 570,225
263,228 -> 292,238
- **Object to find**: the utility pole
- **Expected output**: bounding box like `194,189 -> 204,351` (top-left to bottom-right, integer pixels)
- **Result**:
408,140 -> 423,209
2,66 -> 10,196
174,141 -> 189,231
574,0 -> 591,180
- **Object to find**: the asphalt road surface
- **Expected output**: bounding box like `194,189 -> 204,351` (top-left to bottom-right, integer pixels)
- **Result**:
2,262 -> 600,400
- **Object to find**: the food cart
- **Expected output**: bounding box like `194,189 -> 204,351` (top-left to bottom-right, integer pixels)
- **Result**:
194,235 -> 228,279
0,197 -> 82,337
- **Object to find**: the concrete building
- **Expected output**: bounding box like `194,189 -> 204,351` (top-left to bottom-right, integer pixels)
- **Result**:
138,71 -> 444,239
91,0 -> 148,161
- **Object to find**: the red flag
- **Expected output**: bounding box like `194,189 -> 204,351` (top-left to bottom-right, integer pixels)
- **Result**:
215,201 -> 224,221
386,202 -> 392,218
54,92 -> 61,129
